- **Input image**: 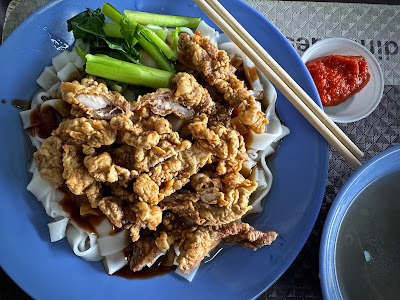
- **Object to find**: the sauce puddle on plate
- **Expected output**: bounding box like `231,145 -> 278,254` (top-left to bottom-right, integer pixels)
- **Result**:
335,170 -> 400,299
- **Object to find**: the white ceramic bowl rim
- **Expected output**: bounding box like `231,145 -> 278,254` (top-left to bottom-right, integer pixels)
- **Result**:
319,145 -> 400,300
302,38 -> 384,123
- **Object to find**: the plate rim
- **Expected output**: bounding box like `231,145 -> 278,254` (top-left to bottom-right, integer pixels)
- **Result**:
0,0 -> 329,299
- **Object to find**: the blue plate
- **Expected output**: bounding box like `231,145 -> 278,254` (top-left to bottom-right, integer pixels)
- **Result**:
320,145 -> 400,300
0,0 -> 328,299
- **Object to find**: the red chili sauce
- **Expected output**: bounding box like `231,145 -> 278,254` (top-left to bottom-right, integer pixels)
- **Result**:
306,55 -> 370,107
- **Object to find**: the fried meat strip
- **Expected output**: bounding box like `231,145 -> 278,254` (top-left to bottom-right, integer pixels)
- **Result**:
98,196 -> 162,242
111,114 -> 192,173
133,144 -> 213,205
61,76 -> 134,119
128,231 -> 175,272
189,113 -> 247,174
62,144 -> 102,207
53,117 -> 117,148
178,32 -> 267,134
83,152 -> 138,186
133,72 -> 215,119
161,172 -> 257,225
33,136 -> 64,188
177,222 -> 278,274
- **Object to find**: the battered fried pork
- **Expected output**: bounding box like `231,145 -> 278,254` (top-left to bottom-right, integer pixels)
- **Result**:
177,222 -> 278,274
33,66 -> 277,276
189,113 -> 247,174
178,32 -> 268,134
160,172 -> 257,225
33,136 -> 64,188
61,76 -> 134,119
53,117 -> 117,148
133,72 -> 215,119
133,144 -> 213,205
62,144 -> 103,207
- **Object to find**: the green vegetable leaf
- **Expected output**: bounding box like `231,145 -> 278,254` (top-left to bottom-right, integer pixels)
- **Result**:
67,8 -> 106,40
120,18 -> 139,48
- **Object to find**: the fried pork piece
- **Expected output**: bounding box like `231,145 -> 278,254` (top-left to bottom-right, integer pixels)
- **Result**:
129,232 -> 175,272
133,144 -> 213,205
133,72 -> 215,119
62,144 -> 102,207
111,114 -> 192,173
53,117 -> 117,148
189,113 -> 247,174
61,76 -> 134,119
83,152 -> 138,186
178,32 -> 267,134
161,172 -> 257,225
33,136 -> 64,188
177,222 -> 278,274
98,196 -> 162,242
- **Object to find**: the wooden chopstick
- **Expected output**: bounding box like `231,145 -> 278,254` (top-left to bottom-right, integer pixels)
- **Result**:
201,0 -> 364,160
193,0 -> 363,169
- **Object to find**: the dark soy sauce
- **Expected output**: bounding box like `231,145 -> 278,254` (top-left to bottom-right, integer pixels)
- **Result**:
335,170 -> 400,300
58,187 -> 105,235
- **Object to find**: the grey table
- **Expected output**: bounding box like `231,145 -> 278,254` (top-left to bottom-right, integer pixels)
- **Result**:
1,0 -> 399,299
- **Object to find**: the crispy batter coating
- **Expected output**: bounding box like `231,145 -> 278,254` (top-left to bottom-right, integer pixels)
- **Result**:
134,144 -> 213,205
62,144 -> 102,207
53,117 -> 117,148
98,196 -> 162,240
84,152 -> 137,186
161,172 -> 257,225
34,68 -> 278,276
133,73 -> 215,119
33,136 -> 64,188
178,32 -> 268,133
61,76 -> 134,119
177,222 -> 278,274
189,113 -> 247,174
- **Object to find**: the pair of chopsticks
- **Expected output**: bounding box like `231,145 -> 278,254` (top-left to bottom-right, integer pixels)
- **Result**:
193,0 -> 364,169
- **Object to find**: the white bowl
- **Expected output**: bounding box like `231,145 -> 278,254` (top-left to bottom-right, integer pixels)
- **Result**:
302,38 -> 384,123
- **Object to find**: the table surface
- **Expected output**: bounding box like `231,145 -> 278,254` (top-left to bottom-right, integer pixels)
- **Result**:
1,0 -> 399,299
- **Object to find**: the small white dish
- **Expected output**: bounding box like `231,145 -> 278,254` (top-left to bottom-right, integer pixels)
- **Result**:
302,38 -> 384,123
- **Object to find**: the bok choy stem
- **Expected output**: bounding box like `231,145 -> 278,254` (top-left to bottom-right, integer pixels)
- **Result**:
123,10 -> 201,28
85,54 -> 173,89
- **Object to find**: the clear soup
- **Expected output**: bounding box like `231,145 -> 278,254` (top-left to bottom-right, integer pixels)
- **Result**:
335,170 -> 400,300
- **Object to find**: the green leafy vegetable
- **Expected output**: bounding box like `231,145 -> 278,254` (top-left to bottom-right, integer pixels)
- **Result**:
172,27 -> 182,54
67,7 -> 141,64
75,44 -> 88,62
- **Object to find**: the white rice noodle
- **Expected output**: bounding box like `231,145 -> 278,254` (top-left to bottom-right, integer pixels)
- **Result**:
175,263 -> 200,282
257,69 -> 278,108
73,56 -> 85,70
146,252 -> 166,268
196,20 -> 219,45
97,230 -> 130,257
94,218 -> 113,237
103,251 -> 128,275
52,50 -> 72,72
138,49 -> 159,69
32,90 -> 48,109
48,217 -> 69,242
47,82 -> 61,99
57,62 -> 79,82
19,110 -> 32,129
36,66 -> 59,91
66,223 -> 102,261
